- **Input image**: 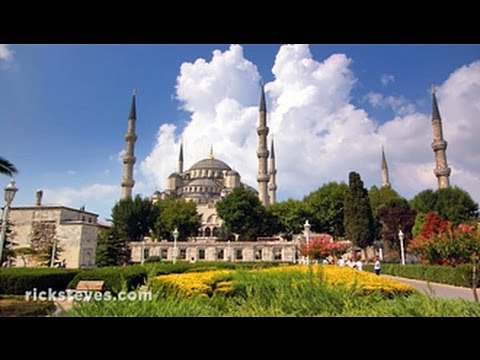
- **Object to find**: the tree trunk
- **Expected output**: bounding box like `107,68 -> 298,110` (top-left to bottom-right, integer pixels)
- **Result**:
472,260 -> 478,303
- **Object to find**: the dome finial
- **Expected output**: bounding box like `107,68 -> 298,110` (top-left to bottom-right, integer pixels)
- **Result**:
209,144 -> 214,159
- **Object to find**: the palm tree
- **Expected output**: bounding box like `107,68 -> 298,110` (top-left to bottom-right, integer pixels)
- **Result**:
0,156 -> 18,177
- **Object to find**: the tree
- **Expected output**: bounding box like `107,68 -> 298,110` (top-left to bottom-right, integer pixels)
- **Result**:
299,234 -> 350,260
343,172 -> 375,248
304,182 -> 348,238
95,227 -> 130,267
407,212 -> 451,262
368,185 -> 402,216
376,198 -> 416,256
216,187 -> 268,241
267,199 -> 309,240
411,212 -> 427,238
0,156 -> 18,177
153,197 -> 201,241
111,195 -> 158,242
410,187 -> 478,225
30,221 -> 62,266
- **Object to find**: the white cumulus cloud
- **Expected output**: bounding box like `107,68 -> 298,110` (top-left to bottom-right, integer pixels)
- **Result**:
43,184 -> 118,216
381,74 -> 395,86
0,44 -> 14,62
140,45 -> 480,207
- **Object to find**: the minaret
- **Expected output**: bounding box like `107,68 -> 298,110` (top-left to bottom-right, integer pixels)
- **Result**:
209,145 -> 214,159
431,85 -> 451,189
381,145 -> 391,188
256,82 -> 269,206
178,142 -> 183,174
268,138 -> 277,204
121,89 -> 137,200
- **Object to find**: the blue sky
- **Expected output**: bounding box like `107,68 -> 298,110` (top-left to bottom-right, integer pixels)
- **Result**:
1,44 -> 479,221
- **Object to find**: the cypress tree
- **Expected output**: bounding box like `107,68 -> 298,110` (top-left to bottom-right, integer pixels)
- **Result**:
344,172 -> 375,248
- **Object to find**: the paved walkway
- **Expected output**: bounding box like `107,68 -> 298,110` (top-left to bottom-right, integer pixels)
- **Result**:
383,274 -> 478,302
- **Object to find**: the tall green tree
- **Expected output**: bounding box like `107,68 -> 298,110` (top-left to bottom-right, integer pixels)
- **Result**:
0,156 -> 18,177
111,195 -> 158,242
216,187 -> 268,241
95,227 -> 130,267
368,185 -> 402,215
410,187 -> 478,225
267,199 -> 309,240
304,182 -> 348,238
343,172 -> 375,248
153,197 -> 201,241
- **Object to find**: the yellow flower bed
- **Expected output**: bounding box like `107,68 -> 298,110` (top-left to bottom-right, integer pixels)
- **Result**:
155,265 -> 414,297
258,265 -> 415,295
156,270 -> 232,296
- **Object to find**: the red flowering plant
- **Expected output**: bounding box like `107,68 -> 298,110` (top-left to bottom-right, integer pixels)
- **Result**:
299,234 -> 350,261
428,223 -> 480,302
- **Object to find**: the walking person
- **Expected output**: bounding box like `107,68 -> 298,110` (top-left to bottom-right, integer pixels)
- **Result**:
374,256 -> 381,276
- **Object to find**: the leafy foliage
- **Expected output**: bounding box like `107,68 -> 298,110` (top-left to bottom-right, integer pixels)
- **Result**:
95,227 -> 130,267
344,172 -> 375,248
266,199 -> 309,240
369,185 -> 402,216
299,235 -> 350,260
111,195 -> 158,242
304,182 -> 348,238
216,187 -> 269,240
0,156 -> 18,177
377,198 -> 416,253
410,187 -> 478,225
152,197 -> 201,241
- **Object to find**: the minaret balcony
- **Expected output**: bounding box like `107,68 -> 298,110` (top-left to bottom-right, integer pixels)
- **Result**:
434,167 -> 451,177
257,174 -> 269,182
257,127 -> 269,136
123,155 -> 136,163
256,149 -> 269,158
431,140 -> 447,151
125,134 -> 138,142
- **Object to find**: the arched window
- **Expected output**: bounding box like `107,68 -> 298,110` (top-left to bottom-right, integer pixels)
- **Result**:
212,227 -> 220,237
197,228 -> 204,237
205,227 -> 211,237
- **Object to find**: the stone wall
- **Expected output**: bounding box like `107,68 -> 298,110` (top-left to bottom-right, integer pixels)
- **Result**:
130,240 -> 299,263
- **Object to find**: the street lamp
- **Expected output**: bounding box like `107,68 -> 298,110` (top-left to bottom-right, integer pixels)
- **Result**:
304,220 -> 311,265
398,229 -> 405,265
172,227 -> 179,264
0,179 -> 18,264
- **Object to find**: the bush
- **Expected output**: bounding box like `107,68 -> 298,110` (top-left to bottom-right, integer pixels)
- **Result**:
364,264 -> 478,287
144,256 -> 161,263
0,268 -> 79,295
68,265 -> 147,293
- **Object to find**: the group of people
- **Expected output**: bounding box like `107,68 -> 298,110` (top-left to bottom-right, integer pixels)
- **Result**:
321,255 -> 382,275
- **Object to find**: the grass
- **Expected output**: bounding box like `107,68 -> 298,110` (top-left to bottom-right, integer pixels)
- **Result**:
0,295 -> 55,317
67,265 -> 480,317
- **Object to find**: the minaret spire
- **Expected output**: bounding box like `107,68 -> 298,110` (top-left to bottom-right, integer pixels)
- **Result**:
178,141 -> 184,174
431,84 -> 451,189
257,81 -> 270,206
381,145 -> 391,188
121,89 -> 138,200
268,137 -> 277,204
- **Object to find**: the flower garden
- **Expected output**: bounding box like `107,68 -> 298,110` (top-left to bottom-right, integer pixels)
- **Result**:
68,263 -> 480,317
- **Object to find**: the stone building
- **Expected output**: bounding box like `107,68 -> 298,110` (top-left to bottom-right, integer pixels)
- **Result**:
130,238 -> 298,263
8,191 -> 101,268
144,84 -> 278,240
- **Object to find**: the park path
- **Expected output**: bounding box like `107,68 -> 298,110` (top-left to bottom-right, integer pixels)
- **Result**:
383,274 -> 477,302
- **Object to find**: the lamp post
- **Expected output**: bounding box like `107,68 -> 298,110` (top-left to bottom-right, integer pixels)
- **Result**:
304,220 -> 311,265
172,227 -> 179,264
398,229 -> 405,265
0,179 -> 18,264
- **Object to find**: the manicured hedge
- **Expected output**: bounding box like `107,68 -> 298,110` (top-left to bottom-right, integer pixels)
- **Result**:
145,261 -> 281,276
0,268 -> 79,295
67,265 -> 148,293
364,264 -> 477,287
